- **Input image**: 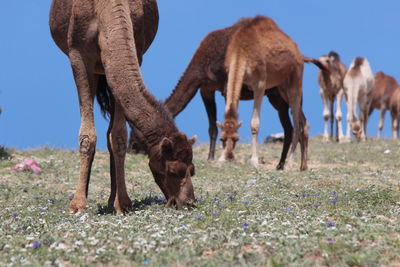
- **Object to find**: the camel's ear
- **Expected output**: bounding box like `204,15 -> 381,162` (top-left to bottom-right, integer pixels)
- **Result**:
237,121 -> 243,129
216,121 -> 223,129
189,135 -> 197,145
160,137 -> 173,156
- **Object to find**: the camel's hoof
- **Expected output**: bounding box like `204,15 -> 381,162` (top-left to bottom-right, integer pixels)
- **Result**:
69,198 -> 88,214
250,158 -> 259,168
114,197 -> 133,215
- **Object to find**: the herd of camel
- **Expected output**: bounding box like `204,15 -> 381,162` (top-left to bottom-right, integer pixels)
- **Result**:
49,0 -> 398,214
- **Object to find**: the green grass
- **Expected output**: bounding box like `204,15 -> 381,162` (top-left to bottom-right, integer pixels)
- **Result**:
1,137 -> 399,266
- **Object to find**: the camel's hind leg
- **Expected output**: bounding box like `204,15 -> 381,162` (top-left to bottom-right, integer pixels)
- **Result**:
200,86 -> 218,161
68,49 -> 97,214
287,74 -> 308,171
335,89 -> 346,142
107,94 -> 132,214
320,89 -> 331,142
377,108 -> 386,139
266,88 -> 293,170
250,87 -> 266,168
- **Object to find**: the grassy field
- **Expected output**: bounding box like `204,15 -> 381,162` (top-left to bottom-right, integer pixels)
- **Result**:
0,137 -> 399,266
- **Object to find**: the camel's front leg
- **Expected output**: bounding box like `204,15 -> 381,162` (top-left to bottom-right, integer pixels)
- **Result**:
68,49 -> 97,214
107,97 -> 132,214
200,86 -> 218,161
250,88 -> 265,168
335,89 -> 346,142
320,89 -> 331,142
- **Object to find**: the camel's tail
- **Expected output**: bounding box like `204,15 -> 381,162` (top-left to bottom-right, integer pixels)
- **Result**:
225,50 -> 247,113
96,75 -> 112,119
304,57 -> 330,73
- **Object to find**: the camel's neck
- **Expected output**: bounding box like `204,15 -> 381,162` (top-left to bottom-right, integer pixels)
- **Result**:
224,105 -> 239,121
164,61 -> 203,117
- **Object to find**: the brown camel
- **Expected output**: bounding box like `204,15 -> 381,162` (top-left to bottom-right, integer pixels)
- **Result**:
316,51 -> 347,142
220,16 -> 309,170
50,0 -> 196,214
163,18 -> 293,170
368,71 -> 399,138
389,86 -> 400,136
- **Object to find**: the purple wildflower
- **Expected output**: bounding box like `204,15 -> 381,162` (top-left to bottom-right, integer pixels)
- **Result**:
286,207 -> 292,212
68,194 -> 74,201
327,238 -> 334,245
195,215 -> 203,220
12,213 -> 19,219
212,212 -> 218,216
242,222 -> 249,229
49,199 -> 56,204
327,221 -> 335,228
255,193 -> 261,197
300,193 -> 306,198
331,190 -> 337,195
313,204 -> 320,208
243,201 -> 250,205
313,193 -> 321,197
228,194 -> 235,201
32,241 -> 40,249
331,198 -> 337,204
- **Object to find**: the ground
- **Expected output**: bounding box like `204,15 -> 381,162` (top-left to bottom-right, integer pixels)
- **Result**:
0,137 -> 399,266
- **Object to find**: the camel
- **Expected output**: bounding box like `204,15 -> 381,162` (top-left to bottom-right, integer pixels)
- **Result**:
49,0 -> 196,214
389,86 -> 400,137
315,51 -> 347,142
163,18 -> 293,170
343,57 -> 374,141
368,71 -> 399,138
219,16 -> 309,170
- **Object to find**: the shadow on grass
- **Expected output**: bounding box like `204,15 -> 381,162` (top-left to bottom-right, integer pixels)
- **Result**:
0,145 -> 12,160
97,195 -> 167,215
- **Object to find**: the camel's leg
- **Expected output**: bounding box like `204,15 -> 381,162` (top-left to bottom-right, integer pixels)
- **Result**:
320,89 -> 331,142
335,89 -> 346,142
68,50 -> 97,214
391,111 -> 398,139
250,88 -> 265,168
330,98 -> 334,139
288,75 -> 307,171
359,93 -> 369,141
200,86 -> 218,161
377,108 -> 386,139
107,96 -> 132,214
266,89 -> 293,170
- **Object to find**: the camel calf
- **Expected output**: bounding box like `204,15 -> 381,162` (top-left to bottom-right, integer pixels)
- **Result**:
220,16 -> 309,170
316,51 -> 347,142
368,71 -> 399,138
343,57 -> 374,141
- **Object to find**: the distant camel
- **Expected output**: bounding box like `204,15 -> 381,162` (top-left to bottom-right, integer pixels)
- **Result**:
389,86 -> 400,137
316,51 -> 347,142
50,0 -> 196,214
164,18 -> 293,170
220,16 -> 310,170
368,71 -> 399,138
343,57 -> 374,141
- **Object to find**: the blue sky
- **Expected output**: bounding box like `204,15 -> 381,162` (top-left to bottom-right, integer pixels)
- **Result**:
1,0 -> 399,149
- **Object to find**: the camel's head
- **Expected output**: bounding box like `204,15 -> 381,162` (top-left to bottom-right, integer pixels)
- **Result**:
319,51 -> 340,69
217,119 -> 242,161
351,121 -> 362,141
149,132 -> 196,209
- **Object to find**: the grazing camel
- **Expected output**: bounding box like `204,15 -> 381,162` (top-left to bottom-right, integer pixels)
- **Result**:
343,57 -> 374,141
368,71 -> 399,138
164,18 -> 293,170
316,51 -> 347,142
389,86 -> 400,138
220,16 -> 309,170
50,0 -> 196,214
